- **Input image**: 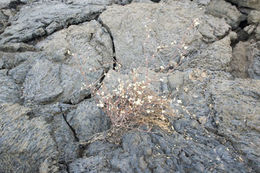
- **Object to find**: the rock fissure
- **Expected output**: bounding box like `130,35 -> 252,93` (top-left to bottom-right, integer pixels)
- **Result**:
59,105 -> 80,142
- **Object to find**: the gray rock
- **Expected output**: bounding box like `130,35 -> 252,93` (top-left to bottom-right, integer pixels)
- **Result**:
50,114 -> 79,163
0,42 -> 36,52
37,20 -> 114,104
0,1 -> 105,44
71,129 -> 249,172
227,0 -> 260,10
193,0 -> 211,5
100,68 -> 169,98
177,35 -> 232,71
231,41 -> 260,79
69,156 -> 112,173
0,103 -> 59,173
23,58 -> 63,104
197,16 -> 230,43
66,99 -> 110,141
230,41 -> 251,78
248,10 -> 260,24
256,25 -> 260,40
206,0 -> 244,29
0,10 -> 8,34
99,2 -> 230,72
0,70 -> 21,103
209,79 -> 260,172
248,41 -> 260,79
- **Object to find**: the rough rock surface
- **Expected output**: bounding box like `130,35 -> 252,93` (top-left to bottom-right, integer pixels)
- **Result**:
66,99 -> 110,141
231,41 -> 260,79
206,0 -> 244,29
209,79 -> 260,172
99,1 -> 231,72
227,0 -> 260,10
0,70 -> 21,103
0,103 -> 59,173
0,0 -> 259,172
0,1 -> 105,44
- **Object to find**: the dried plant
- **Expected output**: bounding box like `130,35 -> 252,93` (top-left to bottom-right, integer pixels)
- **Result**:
95,72 -> 175,133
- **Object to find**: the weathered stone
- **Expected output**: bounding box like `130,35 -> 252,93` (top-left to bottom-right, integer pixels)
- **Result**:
227,0 -> 260,10
177,35 -> 232,71
0,70 -> 21,103
37,20 -> 114,104
0,10 -> 8,34
248,10 -> 260,24
0,103 -> 58,173
206,0 -> 244,28
66,99 -> 110,141
209,79 -> 260,172
256,25 -> 260,40
231,41 -> 260,79
100,2 -> 230,72
23,58 -> 63,104
0,1 -> 105,44
248,41 -> 260,79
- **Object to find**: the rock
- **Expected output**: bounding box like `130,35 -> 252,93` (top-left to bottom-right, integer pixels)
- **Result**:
248,10 -> 260,24
37,20 -> 114,104
0,103 -> 59,173
100,68 -> 169,97
197,16 -> 230,43
206,0 -> 244,29
66,99 -> 110,141
226,0 -> 260,10
50,114 -> 79,163
248,41 -> 260,79
0,1 -> 105,44
0,43 -> 36,52
177,35 -> 232,71
69,156 -> 111,173
256,25 -> 260,40
70,129 -> 249,172
99,1 -> 230,72
231,41 -> 251,78
194,0 -> 211,5
0,70 -> 21,104
209,79 -> 260,172
23,58 -> 63,104
0,10 -> 8,34
231,41 -> 260,79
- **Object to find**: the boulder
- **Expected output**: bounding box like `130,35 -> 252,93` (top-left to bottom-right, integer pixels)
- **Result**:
0,103 -> 59,173
37,20 -> 114,104
231,41 -> 260,79
206,0 -> 244,29
23,58 -> 63,104
0,70 -> 21,104
66,99 -> 110,141
99,1 -> 231,72
209,79 -> 260,172
0,1 -> 105,44
227,0 -> 260,10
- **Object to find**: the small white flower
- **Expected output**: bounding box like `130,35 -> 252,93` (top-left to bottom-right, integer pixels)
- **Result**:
134,99 -> 142,105
148,96 -> 153,100
137,91 -> 142,95
193,18 -> 200,27
177,100 -> 182,104
147,110 -> 151,113
97,103 -> 104,108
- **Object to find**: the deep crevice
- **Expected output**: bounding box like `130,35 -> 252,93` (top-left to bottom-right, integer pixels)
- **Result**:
25,12 -> 103,46
97,19 -> 118,71
59,104 -> 79,142
8,0 -> 26,10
